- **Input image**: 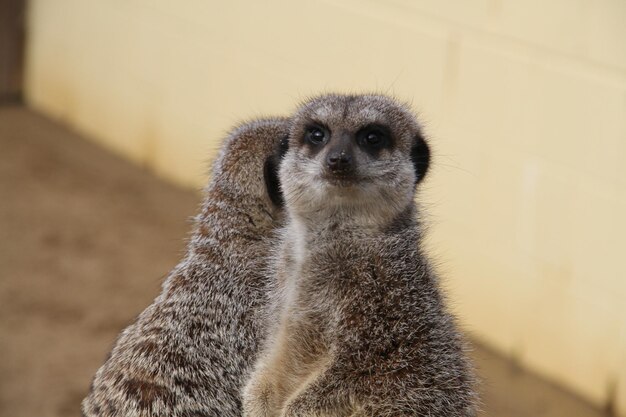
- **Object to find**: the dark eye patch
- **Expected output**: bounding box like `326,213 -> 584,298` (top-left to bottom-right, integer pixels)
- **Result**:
356,124 -> 393,156
306,127 -> 326,145
301,122 -> 331,155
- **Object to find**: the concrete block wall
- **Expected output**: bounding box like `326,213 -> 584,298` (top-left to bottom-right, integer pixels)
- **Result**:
24,0 -> 626,414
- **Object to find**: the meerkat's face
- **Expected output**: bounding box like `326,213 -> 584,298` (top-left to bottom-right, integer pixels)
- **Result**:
279,94 -> 430,219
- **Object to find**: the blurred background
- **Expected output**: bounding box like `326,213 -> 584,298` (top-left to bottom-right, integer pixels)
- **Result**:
1,0 -> 624,416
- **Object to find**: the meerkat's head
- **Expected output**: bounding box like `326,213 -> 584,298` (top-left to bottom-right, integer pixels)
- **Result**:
209,118 -> 289,221
279,94 -> 430,223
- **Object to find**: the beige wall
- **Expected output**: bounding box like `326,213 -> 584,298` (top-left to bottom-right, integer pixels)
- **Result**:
24,0 -> 626,414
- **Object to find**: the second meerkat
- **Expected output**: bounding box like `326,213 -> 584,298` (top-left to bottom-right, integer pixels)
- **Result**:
82,119 -> 289,417
244,94 -> 477,417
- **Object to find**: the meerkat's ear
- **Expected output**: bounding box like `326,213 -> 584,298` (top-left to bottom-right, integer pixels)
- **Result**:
410,132 -> 430,185
263,136 -> 290,207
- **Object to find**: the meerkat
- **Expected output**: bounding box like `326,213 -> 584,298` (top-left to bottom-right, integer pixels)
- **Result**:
82,118 -> 290,417
243,94 -> 477,417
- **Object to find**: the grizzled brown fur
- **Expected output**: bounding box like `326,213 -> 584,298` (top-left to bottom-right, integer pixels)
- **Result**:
244,94 -> 477,417
82,118 -> 289,417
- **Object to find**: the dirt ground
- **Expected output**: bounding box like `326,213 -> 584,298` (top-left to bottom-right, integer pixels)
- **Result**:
0,106 -> 609,417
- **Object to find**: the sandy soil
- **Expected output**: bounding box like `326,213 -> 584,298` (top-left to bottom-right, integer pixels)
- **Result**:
0,106 -> 608,417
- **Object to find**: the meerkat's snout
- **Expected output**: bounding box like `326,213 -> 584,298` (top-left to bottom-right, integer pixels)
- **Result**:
326,149 -> 353,174
325,132 -> 354,175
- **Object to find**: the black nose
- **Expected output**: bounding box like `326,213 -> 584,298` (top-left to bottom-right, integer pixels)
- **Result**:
327,152 -> 352,172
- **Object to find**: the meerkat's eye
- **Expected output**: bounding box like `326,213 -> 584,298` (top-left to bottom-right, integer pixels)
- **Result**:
365,132 -> 382,146
357,127 -> 389,150
305,127 -> 328,146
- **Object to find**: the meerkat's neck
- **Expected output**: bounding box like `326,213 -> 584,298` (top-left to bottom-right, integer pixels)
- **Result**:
287,203 -> 409,237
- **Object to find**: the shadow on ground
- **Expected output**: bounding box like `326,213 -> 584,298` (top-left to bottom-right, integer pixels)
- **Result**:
0,106 -> 609,417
